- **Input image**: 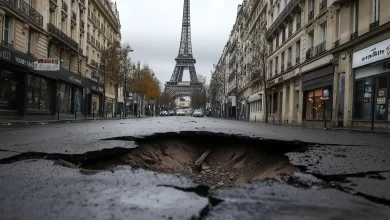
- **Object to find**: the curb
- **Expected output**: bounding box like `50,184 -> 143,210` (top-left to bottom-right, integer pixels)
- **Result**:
0,116 -> 149,126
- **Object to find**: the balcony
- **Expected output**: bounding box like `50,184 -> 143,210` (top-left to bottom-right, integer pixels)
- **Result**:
287,61 -> 292,68
333,39 -> 340,48
308,10 -> 314,22
48,0 -> 59,11
71,11 -> 77,26
281,64 -> 284,72
351,31 -> 358,40
306,47 -> 314,60
296,57 -> 300,64
266,0 -> 300,39
315,41 -> 326,54
319,0 -> 327,13
288,28 -> 292,38
79,47 -> 83,54
47,23 -> 79,52
2,0 -> 43,28
370,21 -> 379,31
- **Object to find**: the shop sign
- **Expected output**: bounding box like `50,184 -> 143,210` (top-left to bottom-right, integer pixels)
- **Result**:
352,38 -> 390,68
0,45 -> 36,69
33,58 -> 60,71
91,85 -> 104,93
69,76 -> 82,85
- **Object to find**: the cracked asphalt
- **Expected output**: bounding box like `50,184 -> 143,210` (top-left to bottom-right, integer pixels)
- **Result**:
0,117 -> 390,219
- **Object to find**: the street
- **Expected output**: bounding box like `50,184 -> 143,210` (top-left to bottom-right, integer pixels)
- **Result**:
0,117 -> 389,219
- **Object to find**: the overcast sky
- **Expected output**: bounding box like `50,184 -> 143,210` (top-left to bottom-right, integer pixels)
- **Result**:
116,0 -> 242,84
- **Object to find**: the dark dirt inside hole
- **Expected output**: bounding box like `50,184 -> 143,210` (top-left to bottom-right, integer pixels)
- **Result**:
82,133 -> 307,189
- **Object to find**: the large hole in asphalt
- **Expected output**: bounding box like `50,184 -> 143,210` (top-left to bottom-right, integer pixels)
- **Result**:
83,132 -> 307,189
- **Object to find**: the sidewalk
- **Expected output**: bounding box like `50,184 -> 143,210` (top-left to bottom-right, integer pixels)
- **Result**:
213,116 -> 390,135
0,114 -> 148,126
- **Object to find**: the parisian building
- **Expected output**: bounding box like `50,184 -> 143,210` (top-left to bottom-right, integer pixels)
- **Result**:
0,0 -> 122,119
215,0 -> 390,129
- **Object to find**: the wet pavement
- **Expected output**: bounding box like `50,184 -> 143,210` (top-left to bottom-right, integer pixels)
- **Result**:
0,117 -> 389,219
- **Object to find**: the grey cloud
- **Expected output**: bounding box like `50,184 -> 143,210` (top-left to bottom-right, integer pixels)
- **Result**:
117,0 -> 241,84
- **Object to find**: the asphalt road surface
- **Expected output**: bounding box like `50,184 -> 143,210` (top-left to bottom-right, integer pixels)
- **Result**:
0,116 -> 389,220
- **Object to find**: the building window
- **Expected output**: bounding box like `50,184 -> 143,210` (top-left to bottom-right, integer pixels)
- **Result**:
281,52 -> 285,71
27,75 -> 52,111
287,47 -> 292,67
270,60 -> 273,77
336,10 -> 341,40
305,87 -> 332,120
320,22 -> 327,43
275,56 -> 279,74
296,40 -> 301,62
2,15 -> 14,47
28,28 -> 33,55
58,83 -> 72,113
308,31 -> 314,47
372,0 -> 380,23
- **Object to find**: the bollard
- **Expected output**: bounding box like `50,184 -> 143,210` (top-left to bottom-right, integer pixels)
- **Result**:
57,106 -> 60,120
74,110 -> 77,120
93,108 -> 95,118
324,118 -> 327,129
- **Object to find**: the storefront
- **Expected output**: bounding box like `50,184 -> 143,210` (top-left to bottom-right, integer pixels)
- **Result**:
0,44 -> 93,119
302,64 -> 334,122
87,78 -> 104,117
352,38 -> 390,124
0,45 -> 56,116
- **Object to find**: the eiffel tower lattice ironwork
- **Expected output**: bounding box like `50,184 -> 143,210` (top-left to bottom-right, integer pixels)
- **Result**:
165,0 -> 202,98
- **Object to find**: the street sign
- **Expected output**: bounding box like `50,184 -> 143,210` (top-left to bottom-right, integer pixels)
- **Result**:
33,58 -> 60,71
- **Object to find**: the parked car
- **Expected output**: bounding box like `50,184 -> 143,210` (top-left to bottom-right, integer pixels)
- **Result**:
168,110 -> 175,116
176,109 -> 186,116
192,109 -> 204,117
159,110 -> 168,116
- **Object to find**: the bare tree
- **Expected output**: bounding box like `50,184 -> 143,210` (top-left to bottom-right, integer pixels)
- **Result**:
209,70 -> 225,117
190,74 -> 207,110
246,27 -> 270,123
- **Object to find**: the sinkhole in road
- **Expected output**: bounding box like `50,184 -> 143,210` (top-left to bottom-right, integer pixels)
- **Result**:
87,132 -> 308,189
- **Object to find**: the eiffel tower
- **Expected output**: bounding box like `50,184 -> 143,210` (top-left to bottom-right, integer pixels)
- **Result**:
165,0 -> 202,98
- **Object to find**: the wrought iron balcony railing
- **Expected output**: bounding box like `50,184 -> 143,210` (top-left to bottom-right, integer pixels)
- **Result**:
319,0 -> 327,13
370,21 -> 379,31
47,23 -> 79,52
2,0 -> 43,27
308,10 -> 314,22
287,61 -> 292,68
306,47 -> 314,60
266,0 -> 300,39
315,41 -> 326,54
